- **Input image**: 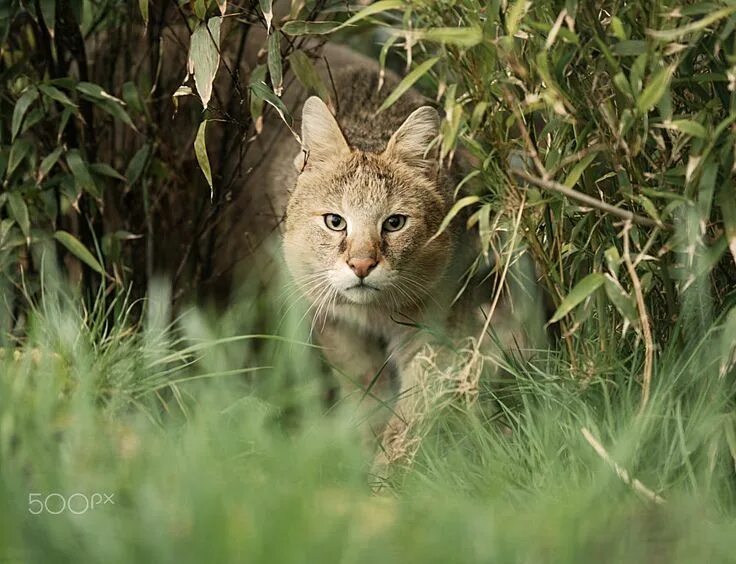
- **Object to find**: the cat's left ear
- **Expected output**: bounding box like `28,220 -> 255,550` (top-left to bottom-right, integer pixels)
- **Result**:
384,106 -> 440,175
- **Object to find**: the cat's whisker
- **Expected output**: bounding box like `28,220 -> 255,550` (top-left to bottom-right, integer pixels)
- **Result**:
392,280 -> 423,313
291,278 -> 333,333
400,274 -> 440,307
276,275 -> 331,329
310,285 -> 338,339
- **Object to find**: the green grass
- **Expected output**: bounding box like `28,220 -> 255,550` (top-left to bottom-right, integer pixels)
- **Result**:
1,265 -> 735,563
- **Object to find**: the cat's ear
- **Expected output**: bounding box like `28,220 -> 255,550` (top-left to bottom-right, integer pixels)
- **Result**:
295,96 -> 350,171
384,106 -> 440,174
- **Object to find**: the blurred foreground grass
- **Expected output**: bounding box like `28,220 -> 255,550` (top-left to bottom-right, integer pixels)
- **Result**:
1,265 -> 735,563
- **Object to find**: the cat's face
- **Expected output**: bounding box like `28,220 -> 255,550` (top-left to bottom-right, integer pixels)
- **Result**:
284,97 -> 452,311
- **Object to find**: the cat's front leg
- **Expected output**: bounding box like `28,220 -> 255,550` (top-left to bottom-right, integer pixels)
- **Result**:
315,320 -> 396,437
372,342 -> 435,479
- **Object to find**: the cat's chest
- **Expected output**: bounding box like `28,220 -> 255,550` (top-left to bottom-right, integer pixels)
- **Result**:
332,304 -> 410,343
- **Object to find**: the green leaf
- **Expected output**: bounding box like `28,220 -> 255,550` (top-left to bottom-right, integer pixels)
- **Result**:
90,163 -> 126,182
664,119 -> 708,139
12,87 -> 38,141
249,80 -> 293,127
188,17 -> 222,107
268,31 -> 283,96
719,182 -> 736,267
98,99 -> 136,129
194,120 -> 213,199
281,21 -> 340,35
194,0 -> 208,20
249,65 -> 268,133
7,139 -> 32,178
54,230 -> 105,274
636,66 -> 675,114
603,276 -> 639,327
648,6 -> 736,40
125,144 -> 152,186
260,0 -> 273,32
38,0 -> 55,33
549,273 -> 606,324
611,40 -> 646,56
139,0 -> 148,25
38,147 -> 64,183
635,195 -> 662,224
282,0 -> 403,36
377,57 -> 440,113
7,192 -> 30,243
429,195 -> 479,242
122,81 -> 145,114
287,51 -> 331,102
563,152 -> 597,188
38,84 -> 76,107
340,0 -> 403,28
76,82 -> 125,104
66,149 -> 99,197
720,306 -> 736,377
408,26 -> 483,47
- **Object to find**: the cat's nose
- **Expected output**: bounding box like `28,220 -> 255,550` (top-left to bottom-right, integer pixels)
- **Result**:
348,257 -> 378,279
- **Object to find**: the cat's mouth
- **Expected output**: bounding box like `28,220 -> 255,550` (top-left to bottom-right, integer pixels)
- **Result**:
341,282 -> 381,303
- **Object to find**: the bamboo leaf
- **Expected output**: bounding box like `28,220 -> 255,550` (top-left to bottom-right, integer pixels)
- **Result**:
429,195 -> 479,242
282,0 -> 403,36
76,82 -> 125,105
249,80 -> 293,127
648,6 -> 736,40
90,163 -> 126,182
377,57 -> 440,113
268,31 -> 283,96
66,149 -> 99,198
287,51 -> 331,102
54,230 -> 105,274
260,0 -> 273,32
636,66 -> 675,114
12,88 -> 38,141
39,84 -> 76,107
563,152 -> 597,188
7,139 -> 32,178
188,17 -> 222,108
549,273 -> 606,324
38,147 -> 64,183
125,144 -> 152,186
281,21 -> 340,35
663,119 -> 707,138
194,120 -> 213,199
7,192 -> 30,243
603,276 -> 639,327
139,0 -> 148,25
408,26 -> 483,47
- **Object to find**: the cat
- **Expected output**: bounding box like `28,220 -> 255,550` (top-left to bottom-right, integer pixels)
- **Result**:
282,67 -> 494,469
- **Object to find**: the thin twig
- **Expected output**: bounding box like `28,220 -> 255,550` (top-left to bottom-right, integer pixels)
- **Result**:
504,90 -> 548,178
511,170 -> 669,230
581,427 -> 665,504
622,222 -> 655,415
471,193 -> 526,359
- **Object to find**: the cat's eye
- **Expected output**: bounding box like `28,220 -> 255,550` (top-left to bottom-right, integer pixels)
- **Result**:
382,215 -> 407,232
323,213 -> 347,231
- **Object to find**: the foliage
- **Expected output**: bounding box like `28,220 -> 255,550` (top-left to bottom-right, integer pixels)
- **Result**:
0,274 -> 735,562
356,0 -> 736,388
2,0 -> 736,560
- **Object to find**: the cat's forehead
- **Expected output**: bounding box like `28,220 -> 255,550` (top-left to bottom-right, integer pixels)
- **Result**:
321,154 -> 421,207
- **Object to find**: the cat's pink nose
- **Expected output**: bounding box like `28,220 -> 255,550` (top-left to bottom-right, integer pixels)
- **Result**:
348,257 -> 377,279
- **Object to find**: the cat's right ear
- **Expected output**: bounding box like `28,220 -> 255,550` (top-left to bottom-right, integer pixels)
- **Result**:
295,96 -> 350,172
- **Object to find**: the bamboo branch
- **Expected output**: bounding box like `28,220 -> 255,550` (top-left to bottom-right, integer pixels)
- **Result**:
622,222 -> 655,415
581,427 -> 665,504
511,170 -> 670,230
